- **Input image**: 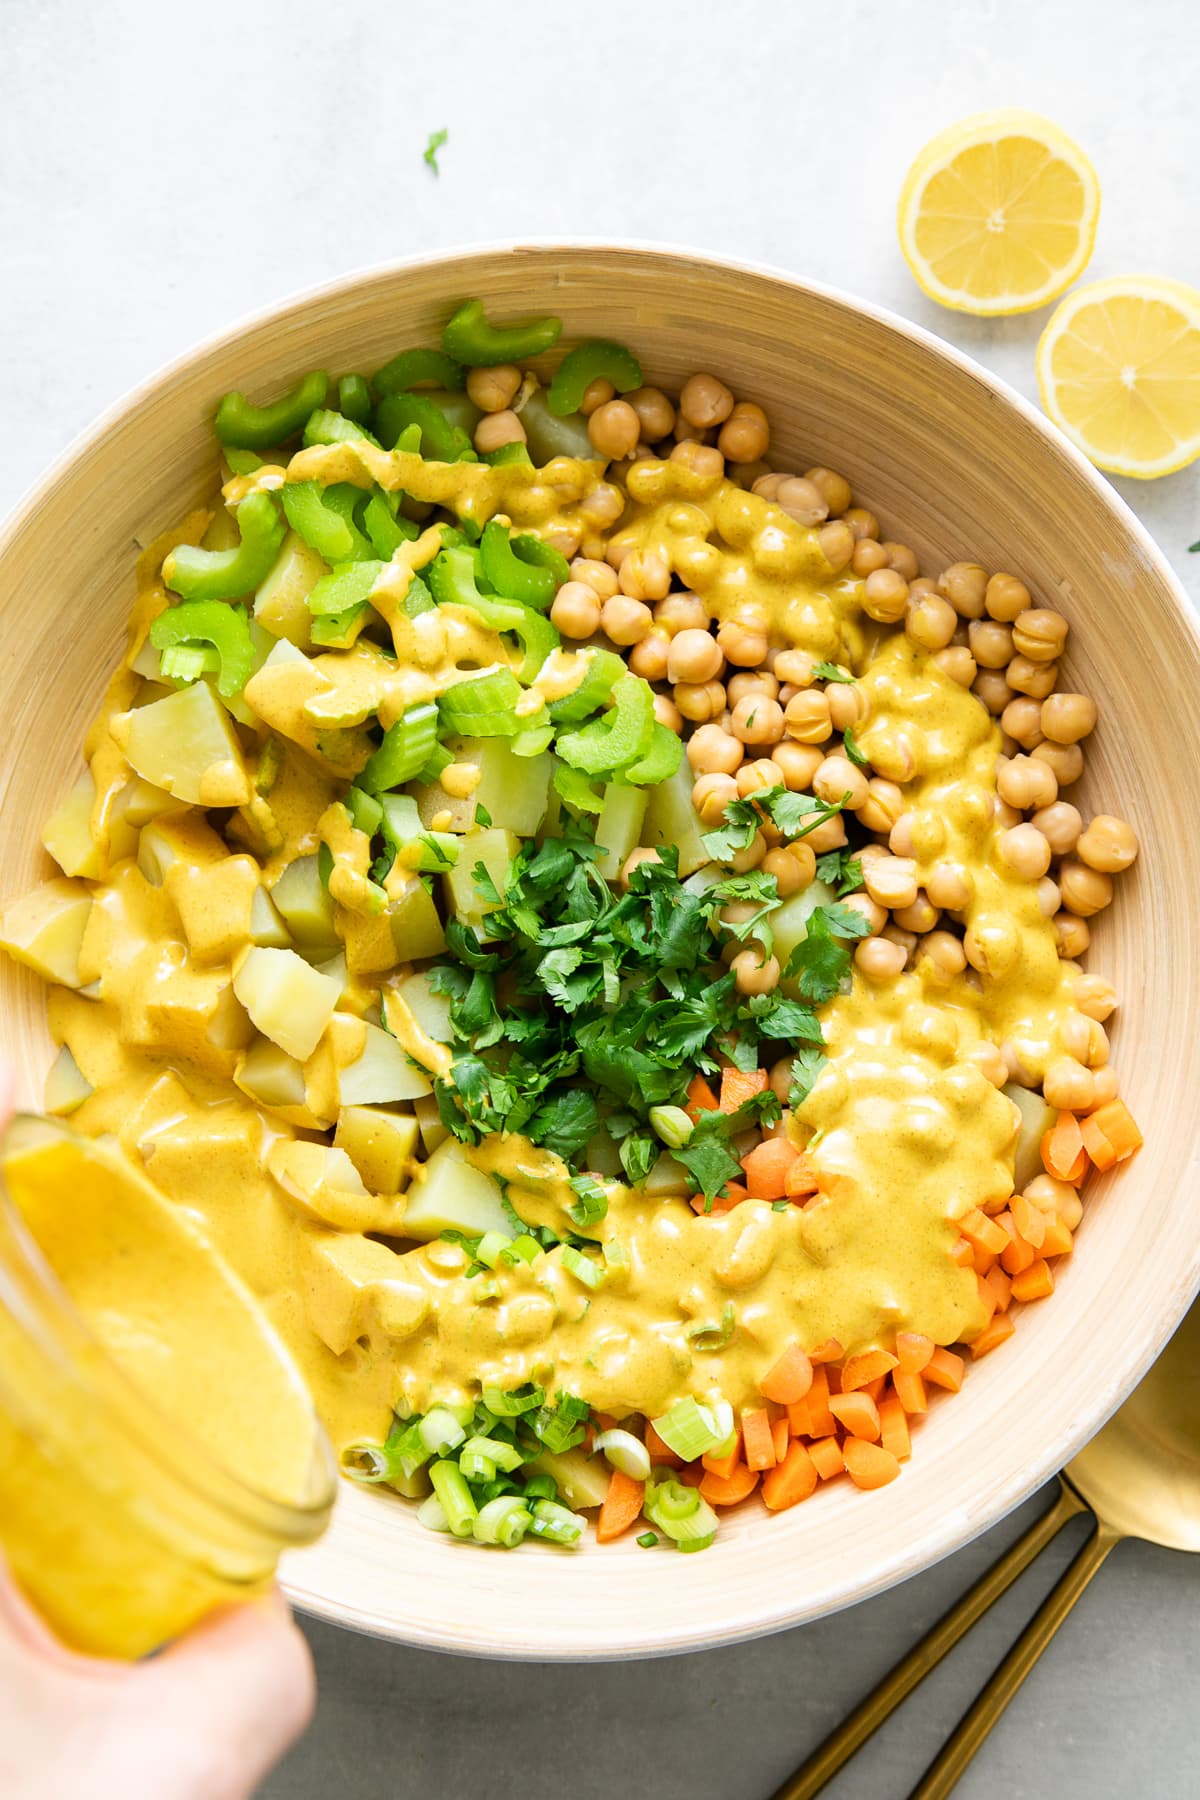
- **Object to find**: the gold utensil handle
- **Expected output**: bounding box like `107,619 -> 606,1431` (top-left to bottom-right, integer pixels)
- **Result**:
770,1480 -> 1088,1800
908,1517 -> 1120,1799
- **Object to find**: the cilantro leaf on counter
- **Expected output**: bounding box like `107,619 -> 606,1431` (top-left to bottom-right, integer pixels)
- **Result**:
423,128 -> 449,173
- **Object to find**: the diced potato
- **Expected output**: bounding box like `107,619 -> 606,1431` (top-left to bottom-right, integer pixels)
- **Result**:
400,1135 -> 511,1241
110,681 -> 251,808
416,739 -> 553,837
130,965 -> 255,1075
243,639 -> 371,778
234,1037 -> 308,1111
642,762 -> 708,876
302,1230 -> 428,1357
525,1446 -> 612,1511
118,777 -> 187,828
250,885 -> 291,948
267,1139 -> 406,1233
137,812 -> 227,887
413,1092 -> 449,1154
335,1106 -> 419,1194
336,1020 -> 433,1105
386,877 -> 447,962
44,1045 -> 92,1115
42,771 -> 103,879
643,1152 -> 690,1195
270,853 -> 338,949
253,530 -> 327,646
0,880 -> 93,988
165,855 -> 262,966
232,946 -> 341,1062
584,1129 -> 623,1179
1004,1082 -> 1055,1191
594,785 -> 648,881
774,879 -> 838,971
389,969 -> 453,1044
443,827 -> 518,931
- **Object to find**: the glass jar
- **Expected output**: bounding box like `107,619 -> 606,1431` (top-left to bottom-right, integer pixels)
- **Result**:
0,1115 -> 336,1659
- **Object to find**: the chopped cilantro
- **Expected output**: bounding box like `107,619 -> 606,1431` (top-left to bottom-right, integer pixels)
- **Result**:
423,127 -> 448,173
475,802 -> 493,827
842,727 -> 868,768
816,848 -> 864,896
701,785 -> 847,862
813,661 -> 854,683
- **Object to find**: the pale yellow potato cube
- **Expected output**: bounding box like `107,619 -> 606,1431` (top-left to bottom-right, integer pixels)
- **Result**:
400,1136 -> 511,1241
137,811 -> 228,887
110,680 -> 251,808
0,880 -> 93,988
336,1020 -> 433,1106
232,946 -> 340,1062
43,1045 -> 93,1115
253,531 -> 326,646
335,1106 -> 419,1194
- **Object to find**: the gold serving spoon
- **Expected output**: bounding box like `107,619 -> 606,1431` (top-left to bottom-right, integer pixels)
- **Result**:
771,1298 -> 1200,1800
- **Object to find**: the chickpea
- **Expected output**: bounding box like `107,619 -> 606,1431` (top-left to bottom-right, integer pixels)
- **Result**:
926,860 -> 973,912
817,520 -> 855,573
773,739 -> 823,790
985,572 -> 1031,623
1013,609 -> 1069,663
669,440 -> 725,481
728,943 -> 778,995
788,840 -> 818,887
600,595 -> 653,646
993,797 -> 1022,830
752,473 -> 784,501
918,929 -> 967,981
864,725 -> 922,784
1031,802 -> 1081,856
932,647 -> 978,688
969,620 -> 1015,670
618,546 -> 671,602
884,921 -> 917,960
967,1039 -> 1009,1086
858,778 -> 905,836
973,670 -> 1013,715
863,854 -> 920,910
1032,741 -> 1083,787
466,363 -> 521,413
1040,693 -> 1096,746
882,542 -> 920,582
805,814 -> 847,853
579,377 -> 616,415
692,772 -> 741,824
1005,655 -> 1058,701
731,694 -> 785,746
906,592 -> 958,653
667,628 -> 723,686
688,724 -> 744,778
1002,1040 -> 1036,1085
761,845 -> 804,896
1088,1065 -> 1120,1111
768,1056 -> 796,1103
1055,912 -> 1091,957
998,823 -> 1053,881
727,671 -> 779,706
587,399 -> 641,462
827,684 -> 869,734
474,409 -> 526,453
1036,876 -> 1062,918
718,402 -> 770,463
569,563 -> 618,608
550,581 -> 602,639
627,386 -> 676,440
730,830 -> 768,873
628,632 -> 671,682
893,893 -> 939,934
997,753 -> 1058,812
889,813 -> 917,857
1043,1057 -> 1096,1113
674,679 -> 726,723
620,847 -> 662,889
842,891 -> 887,934
852,539 -> 890,577
677,372 -> 733,429
1025,1173 -> 1080,1219
1077,814 -> 1139,874
717,611 -> 770,668
805,467 -> 853,515
774,649 -> 817,687
580,481 -> 625,530
809,754 -> 864,810
1073,973 -> 1117,1022
654,692 -> 683,733
784,689 -> 833,744
775,477 -> 829,528
938,562 -> 989,619
842,506 -> 879,542
1001,696 -> 1045,751
1058,859 -> 1114,917
862,568 -> 911,624
855,936 -> 908,980
1058,1012 -> 1093,1063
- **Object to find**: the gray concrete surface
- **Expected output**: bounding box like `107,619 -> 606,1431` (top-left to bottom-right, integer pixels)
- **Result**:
2,1 -> 1199,1794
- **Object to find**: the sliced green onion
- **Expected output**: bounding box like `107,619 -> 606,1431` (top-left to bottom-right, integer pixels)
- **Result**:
526,1393 -> 590,1454
603,1239 -> 631,1283
461,1434 -> 526,1474
547,340 -> 642,415
686,1304 -> 737,1353
416,1494 -> 451,1534
498,1234 -> 544,1267
676,1531 -> 717,1553
429,1459 -> 478,1537
473,1230 -> 509,1270
459,1446 -> 496,1483
637,1531 -> 659,1548
473,1496 -> 533,1548
339,1439 -> 401,1485
560,1245 -> 605,1291
650,1396 -> 725,1461
483,1383 -> 544,1417
419,1406 -> 468,1457
521,1473 -> 558,1503
527,1498 -> 586,1546
568,1173 -> 609,1232
649,1104 -> 694,1150
592,1429 -> 651,1482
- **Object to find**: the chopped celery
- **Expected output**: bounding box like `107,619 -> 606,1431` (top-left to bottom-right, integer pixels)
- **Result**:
379,794 -> 460,872
548,341 -> 642,415
625,721 -> 684,785
555,674 -> 655,776
362,492 -> 418,559
546,648 -> 626,724
429,545 -> 524,630
149,600 -> 255,700
359,703 -> 440,793
306,561 -> 385,618
438,668 -> 524,738
282,481 -> 374,564
162,492 -> 286,603
302,409 -> 381,449
376,393 -> 473,462
373,348 -> 465,396
480,520 -> 558,609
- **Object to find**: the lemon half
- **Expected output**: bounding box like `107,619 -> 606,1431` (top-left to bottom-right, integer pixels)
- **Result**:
898,110 -> 1100,316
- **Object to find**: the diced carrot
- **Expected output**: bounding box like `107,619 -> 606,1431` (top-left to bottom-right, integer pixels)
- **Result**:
844,1439 -> 901,1490
762,1441 -> 819,1511
593,1412 -> 619,1434
808,1337 -> 844,1363
689,1182 -> 747,1215
741,1407 -> 777,1472
759,1342 -> 814,1405
1042,1219 -> 1074,1257
700,1463 -> 760,1507
879,1394 -> 911,1462
829,1391 -> 881,1441
596,1468 -> 645,1543
644,1422 -> 682,1467
895,1331 -> 934,1374
1000,1232 -> 1036,1277
924,1347 -> 965,1392
960,1208 -> 1010,1256
861,1375 -> 888,1405
1081,1100 -> 1142,1170
976,1274 -> 997,1324
893,1368 -> 928,1414
701,1443 -> 740,1481
808,1436 -> 845,1480
1042,1111 -> 1087,1182
678,1461 -> 705,1487
1011,1258 -> 1055,1303
720,1067 -> 768,1114
971,1241 -> 996,1276
771,1415 -> 790,1461
814,1170 -> 859,1204
824,1363 -> 842,1396
685,1073 -> 720,1121
840,1348 -> 899,1391
970,1312 -> 1017,1357
1011,1194 -> 1046,1251
984,1264 -> 1013,1314
785,1154 -> 820,1198
791,1365 -> 836,1438
741,1137 -> 800,1201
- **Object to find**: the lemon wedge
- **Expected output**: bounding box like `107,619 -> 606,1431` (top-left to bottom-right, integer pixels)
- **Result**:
1036,276 -> 1200,478
898,110 -> 1100,315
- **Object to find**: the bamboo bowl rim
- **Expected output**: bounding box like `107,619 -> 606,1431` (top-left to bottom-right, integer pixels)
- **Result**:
3,240 -> 1200,1660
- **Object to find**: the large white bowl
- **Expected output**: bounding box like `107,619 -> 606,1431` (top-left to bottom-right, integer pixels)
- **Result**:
2,243 -> 1199,1659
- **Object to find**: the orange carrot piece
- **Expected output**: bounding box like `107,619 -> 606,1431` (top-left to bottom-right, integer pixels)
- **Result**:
895,1331 -> 934,1374
808,1337 -> 844,1363
1081,1100 -> 1142,1169
762,1440 -> 819,1511
924,1347 -> 965,1392
784,1154 -> 820,1198
1011,1258 -> 1055,1303
797,1365 -> 836,1437
844,1439 -> 901,1490
960,1208 -> 1010,1256
1042,1219 -> 1074,1257
759,1343 -> 814,1405
741,1407 -> 777,1472
596,1468 -> 646,1543
700,1463 -> 760,1507
678,1461 -> 705,1487
741,1137 -> 800,1201
685,1073 -> 720,1121
893,1368 -> 928,1414
771,1415 -> 790,1461
1011,1194 -> 1046,1252
1000,1233 -> 1037,1277
701,1443 -> 741,1481
976,1274 -> 997,1323
840,1349 -> 899,1391
984,1264 -> 1013,1314
808,1436 -> 845,1480
644,1422 -> 682,1467
950,1238 -> 975,1268
689,1181 -> 747,1215
829,1391 -> 881,1441
720,1066 -> 768,1114
970,1312 -> 1017,1357
862,1375 -> 888,1405
879,1394 -> 912,1462
1042,1112 -> 1087,1182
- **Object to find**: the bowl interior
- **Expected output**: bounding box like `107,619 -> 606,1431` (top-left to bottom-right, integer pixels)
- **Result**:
2,244 -> 1198,1658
